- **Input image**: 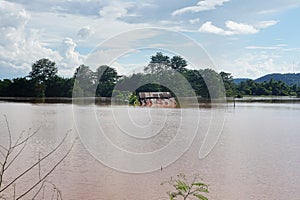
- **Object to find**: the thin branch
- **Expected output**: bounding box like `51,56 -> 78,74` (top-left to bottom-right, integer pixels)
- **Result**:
11,127 -> 41,149
0,150 -> 5,158
42,185 -> 46,200
31,180 -> 46,200
12,130 -> 26,151
0,145 -> 8,152
0,141 -> 10,190
50,188 -> 55,200
0,132 -> 70,193
16,138 -> 76,199
13,184 -> 16,200
45,181 -> 63,200
4,115 -> 12,150
4,139 -> 27,171
38,152 -> 41,180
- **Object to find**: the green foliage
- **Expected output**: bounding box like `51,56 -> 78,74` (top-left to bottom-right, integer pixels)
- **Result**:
220,71 -> 237,97
144,52 -> 188,74
128,93 -> 139,105
73,64 -> 96,97
29,58 -> 58,83
45,76 -> 74,97
96,65 -> 120,97
236,78 -> 298,96
171,56 -> 187,73
0,79 -> 12,96
1,53 -> 300,99
162,174 -> 209,200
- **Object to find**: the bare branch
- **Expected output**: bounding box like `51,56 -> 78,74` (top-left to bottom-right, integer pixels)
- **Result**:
11,127 -> 41,150
31,180 -> 46,200
50,188 -> 55,200
0,145 -> 8,152
38,152 -> 41,180
4,138 -> 27,171
45,181 -> 63,200
3,115 -> 12,149
0,150 -> 5,158
13,184 -> 16,200
12,130 -> 25,150
0,141 -> 10,190
0,132 -> 70,193
16,138 -> 76,199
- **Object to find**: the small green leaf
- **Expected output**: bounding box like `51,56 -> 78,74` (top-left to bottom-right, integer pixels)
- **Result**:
192,182 -> 207,187
193,193 -> 208,200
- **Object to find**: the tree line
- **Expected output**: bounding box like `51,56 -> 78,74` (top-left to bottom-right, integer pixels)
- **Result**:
1,52 -> 300,99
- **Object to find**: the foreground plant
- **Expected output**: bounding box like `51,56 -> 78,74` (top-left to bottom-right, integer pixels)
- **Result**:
161,174 -> 209,200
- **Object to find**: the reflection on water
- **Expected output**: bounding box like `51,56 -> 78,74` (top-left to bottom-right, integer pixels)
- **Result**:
0,102 -> 300,199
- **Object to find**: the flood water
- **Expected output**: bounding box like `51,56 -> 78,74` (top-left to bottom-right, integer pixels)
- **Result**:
0,102 -> 300,200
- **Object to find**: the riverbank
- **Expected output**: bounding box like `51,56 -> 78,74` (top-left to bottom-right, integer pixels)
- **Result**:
1,96 -> 300,105
229,96 -> 300,103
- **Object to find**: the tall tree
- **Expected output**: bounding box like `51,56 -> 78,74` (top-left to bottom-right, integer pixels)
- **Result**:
150,52 -> 170,65
171,56 -> 187,73
144,52 -> 171,74
96,65 -> 120,97
220,71 -> 236,96
73,65 -> 96,97
29,58 -> 58,83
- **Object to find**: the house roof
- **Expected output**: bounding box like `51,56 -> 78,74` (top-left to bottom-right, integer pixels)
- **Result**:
138,92 -> 172,99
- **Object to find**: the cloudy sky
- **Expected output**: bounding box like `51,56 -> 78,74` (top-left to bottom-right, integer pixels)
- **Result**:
1,0 -> 300,79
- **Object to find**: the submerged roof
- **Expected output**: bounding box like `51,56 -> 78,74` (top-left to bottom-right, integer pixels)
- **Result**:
138,92 -> 172,99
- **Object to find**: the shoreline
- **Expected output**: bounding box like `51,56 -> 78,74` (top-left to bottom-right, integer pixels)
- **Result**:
1,96 -> 300,105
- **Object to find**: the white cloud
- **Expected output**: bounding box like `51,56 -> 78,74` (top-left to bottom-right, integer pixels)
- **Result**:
225,20 -> 258,34
199,21 -> 234,35
172,0 -> 230,16
189,18 -> 200,24
255,20 -> 279,28
99,2 -> 134,20
59,38 -> 83,70
199,20 -> 278,35
0,1 -> 87,78
217,51 -> 296,78
99,6 -> 127,20
245,43 -> 287,50
0,1 -> 60,74
245,46 -> 280,50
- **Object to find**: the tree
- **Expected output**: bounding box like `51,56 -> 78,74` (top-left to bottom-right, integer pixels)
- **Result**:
73,65 -> 96,97
7,78 -> 35,97
198,69 -> 224,98
29,58 -> 58,83
96,65 -> 120,97
144,52 -> 171,74
45,76 -> 74,97
171,56 -> 187,73
0,79 -> 12,97
183,69 -> 206,97
150,52 -> 170,65
220,72 -> 236,97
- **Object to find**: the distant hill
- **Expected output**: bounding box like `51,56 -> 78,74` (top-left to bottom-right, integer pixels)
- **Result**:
233,78 -> 251,84
255,73 -> 300,86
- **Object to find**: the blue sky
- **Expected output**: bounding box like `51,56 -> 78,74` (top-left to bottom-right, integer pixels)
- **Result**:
0,0 -> 300,79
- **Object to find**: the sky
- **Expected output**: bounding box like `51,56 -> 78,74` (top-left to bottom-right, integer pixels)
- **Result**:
1,0 -> 300,79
